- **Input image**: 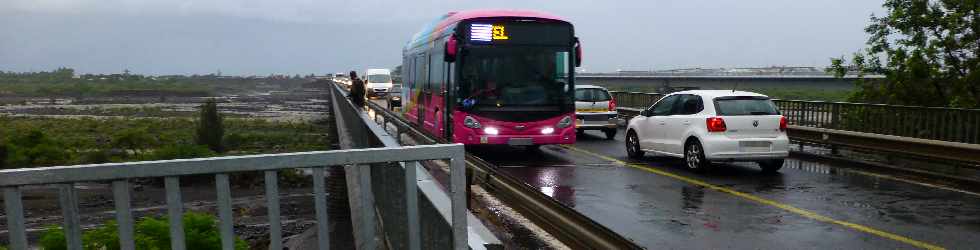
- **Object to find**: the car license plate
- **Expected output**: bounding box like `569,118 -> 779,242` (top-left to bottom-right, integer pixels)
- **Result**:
508,138 -> 533,146
577,108 -> 606,113
739,141 -> 771,152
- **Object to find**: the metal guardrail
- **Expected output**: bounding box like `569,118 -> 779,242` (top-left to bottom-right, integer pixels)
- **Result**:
358,85 -> 642,249
609,91 -> 980,145
773,100 -> 980,144
608,91 -> 662,111
0,144 -> 464,250
787,126 -> 980,166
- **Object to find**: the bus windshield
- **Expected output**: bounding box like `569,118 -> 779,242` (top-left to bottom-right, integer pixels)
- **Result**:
459,46 -> 572,109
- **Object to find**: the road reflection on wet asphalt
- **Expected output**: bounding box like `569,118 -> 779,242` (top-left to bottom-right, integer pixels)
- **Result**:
471,128 -> 980,249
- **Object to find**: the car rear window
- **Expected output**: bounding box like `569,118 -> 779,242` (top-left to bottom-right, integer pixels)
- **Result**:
575,88 -> 612,102
713,96 -> 779,116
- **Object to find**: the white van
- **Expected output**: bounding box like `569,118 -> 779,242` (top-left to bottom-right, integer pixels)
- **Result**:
364,68 -> 393,98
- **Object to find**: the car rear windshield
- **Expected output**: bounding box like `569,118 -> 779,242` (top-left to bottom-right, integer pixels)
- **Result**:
575,88 -> 611,102
713,96 -> 779,116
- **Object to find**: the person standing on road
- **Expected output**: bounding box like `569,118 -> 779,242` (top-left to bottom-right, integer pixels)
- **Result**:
349,71 -> 366,107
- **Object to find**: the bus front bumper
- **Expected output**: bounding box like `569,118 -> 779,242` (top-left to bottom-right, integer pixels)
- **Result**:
454,129 -> 576,145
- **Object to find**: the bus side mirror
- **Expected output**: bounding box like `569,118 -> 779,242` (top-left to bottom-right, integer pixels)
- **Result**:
444,36 -> 458,62
574,37 -> 582,67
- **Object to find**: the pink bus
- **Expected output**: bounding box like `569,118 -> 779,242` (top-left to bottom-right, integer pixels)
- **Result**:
400,9 -> 582,148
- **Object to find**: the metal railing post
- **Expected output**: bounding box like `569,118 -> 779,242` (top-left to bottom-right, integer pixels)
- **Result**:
216,174 -> 235,250
3,187 -> 28,250
165,176 -> 187,250
450,146 -> 468,250
405,161 -> 421,250
265,171 -> 283,250
58,183 -> 82,250
112,180 -> 136,250
313,167 -> 331,250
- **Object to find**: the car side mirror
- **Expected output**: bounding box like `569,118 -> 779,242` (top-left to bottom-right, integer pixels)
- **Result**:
640,110 -> 651,117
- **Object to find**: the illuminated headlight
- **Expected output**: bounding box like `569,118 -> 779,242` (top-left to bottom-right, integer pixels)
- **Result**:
483,127 -> 499,135
556,116 -> 573,128
463,116 -> 481,128
541,127 -> 555,135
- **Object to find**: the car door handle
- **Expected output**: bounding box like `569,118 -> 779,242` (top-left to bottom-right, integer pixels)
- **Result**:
683,121 -> 691,125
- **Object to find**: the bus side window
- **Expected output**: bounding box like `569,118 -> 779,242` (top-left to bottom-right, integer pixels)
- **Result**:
425,53 -> 432,92
430,51 -> 444,95
415,55 -> 424,92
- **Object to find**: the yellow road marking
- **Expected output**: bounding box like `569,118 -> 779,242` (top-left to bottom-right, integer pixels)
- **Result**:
562,145 -> 946,250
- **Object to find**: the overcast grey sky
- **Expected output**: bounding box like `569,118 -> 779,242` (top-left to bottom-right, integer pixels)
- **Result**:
0,0 -> 884,75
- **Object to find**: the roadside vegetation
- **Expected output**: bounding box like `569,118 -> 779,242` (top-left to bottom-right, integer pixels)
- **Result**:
829,0 -> 978,108
0,115 -> 329,168
39,212 -> 248,250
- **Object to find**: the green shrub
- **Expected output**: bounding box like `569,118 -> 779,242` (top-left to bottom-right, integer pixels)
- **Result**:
150,144 -> 215,161
112,128 -> 152,159
39,226 -> 66,250
81,149 -> 111,164
39,212 -> 248,250
223,133 -> 246,151
4,130 -> 68,168
0,143 -> 8,169
195,99 -> 225,153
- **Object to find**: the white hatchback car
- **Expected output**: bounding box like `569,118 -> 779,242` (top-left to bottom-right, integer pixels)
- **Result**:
625,90 -> 789,172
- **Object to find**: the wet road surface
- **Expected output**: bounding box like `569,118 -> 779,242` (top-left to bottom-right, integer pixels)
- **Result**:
472,128 -> 980,249
370,99 -> 980,249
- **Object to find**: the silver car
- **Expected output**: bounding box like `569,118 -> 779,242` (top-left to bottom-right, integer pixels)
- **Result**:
574,85 -> 619,139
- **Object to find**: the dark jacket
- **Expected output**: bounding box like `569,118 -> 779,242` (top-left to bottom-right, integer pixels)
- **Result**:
350,78 -> 366,106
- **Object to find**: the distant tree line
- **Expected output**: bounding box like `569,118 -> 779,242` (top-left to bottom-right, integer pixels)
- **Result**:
0,68 -> 319,97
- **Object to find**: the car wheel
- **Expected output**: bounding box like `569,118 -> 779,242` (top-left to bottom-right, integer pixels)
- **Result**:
684,141 -> 710,172
626,130 -> 644,159
603,128 -> 617,140
758,159 -> 784,173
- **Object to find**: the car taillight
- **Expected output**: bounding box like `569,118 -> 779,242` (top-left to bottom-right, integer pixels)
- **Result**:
779,116 -> 787,131
608,97 -> 617,111
706,117 -> 727,132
